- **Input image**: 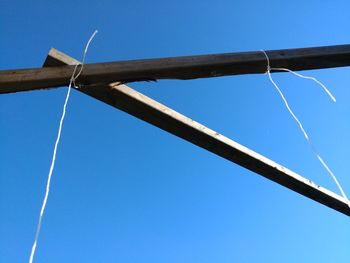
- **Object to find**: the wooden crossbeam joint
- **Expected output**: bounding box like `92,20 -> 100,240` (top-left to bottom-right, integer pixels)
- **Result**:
41,48 -> 350,216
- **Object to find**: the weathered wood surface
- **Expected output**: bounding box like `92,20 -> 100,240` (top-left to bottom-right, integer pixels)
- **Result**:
1,44 -> 350,94
44,48 -> 350,216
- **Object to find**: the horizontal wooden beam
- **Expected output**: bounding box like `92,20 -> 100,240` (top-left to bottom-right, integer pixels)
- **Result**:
2,44 -> 350,94
44,48 -> 350,216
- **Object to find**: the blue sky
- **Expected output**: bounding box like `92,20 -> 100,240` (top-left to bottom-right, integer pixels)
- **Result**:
1,0 -> 350,262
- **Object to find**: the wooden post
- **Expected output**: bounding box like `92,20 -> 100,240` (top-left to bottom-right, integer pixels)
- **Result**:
43,48 -> 350,216
1,44 -> 350,94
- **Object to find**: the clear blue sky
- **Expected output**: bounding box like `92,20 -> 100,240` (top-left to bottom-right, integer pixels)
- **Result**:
1,0 -> 350,262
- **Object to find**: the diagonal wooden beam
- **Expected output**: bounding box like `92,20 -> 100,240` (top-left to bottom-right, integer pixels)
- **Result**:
1,44 -> 350,94
42,48 -> 350,216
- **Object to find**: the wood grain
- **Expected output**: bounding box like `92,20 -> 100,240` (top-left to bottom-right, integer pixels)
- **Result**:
1,44 -> 350,94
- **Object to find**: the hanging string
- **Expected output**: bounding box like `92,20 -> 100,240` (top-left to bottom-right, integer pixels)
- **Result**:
268,67 -> 336,103
28,30 -> 98,263
260,49 -> 350,206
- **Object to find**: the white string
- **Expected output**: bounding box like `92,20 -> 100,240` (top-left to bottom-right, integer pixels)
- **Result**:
269,67 -> 336,103
72,30 -> 98,85
260,50 -> 350,206
28,30 -> 98,263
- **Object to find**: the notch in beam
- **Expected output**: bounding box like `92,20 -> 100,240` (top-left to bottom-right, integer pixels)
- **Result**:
43,48 -> 350,216
1,44 -> 350,94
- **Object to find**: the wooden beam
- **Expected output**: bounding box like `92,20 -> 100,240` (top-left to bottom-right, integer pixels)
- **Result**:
2,44 -> 350,94
43,48 -> 350,216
